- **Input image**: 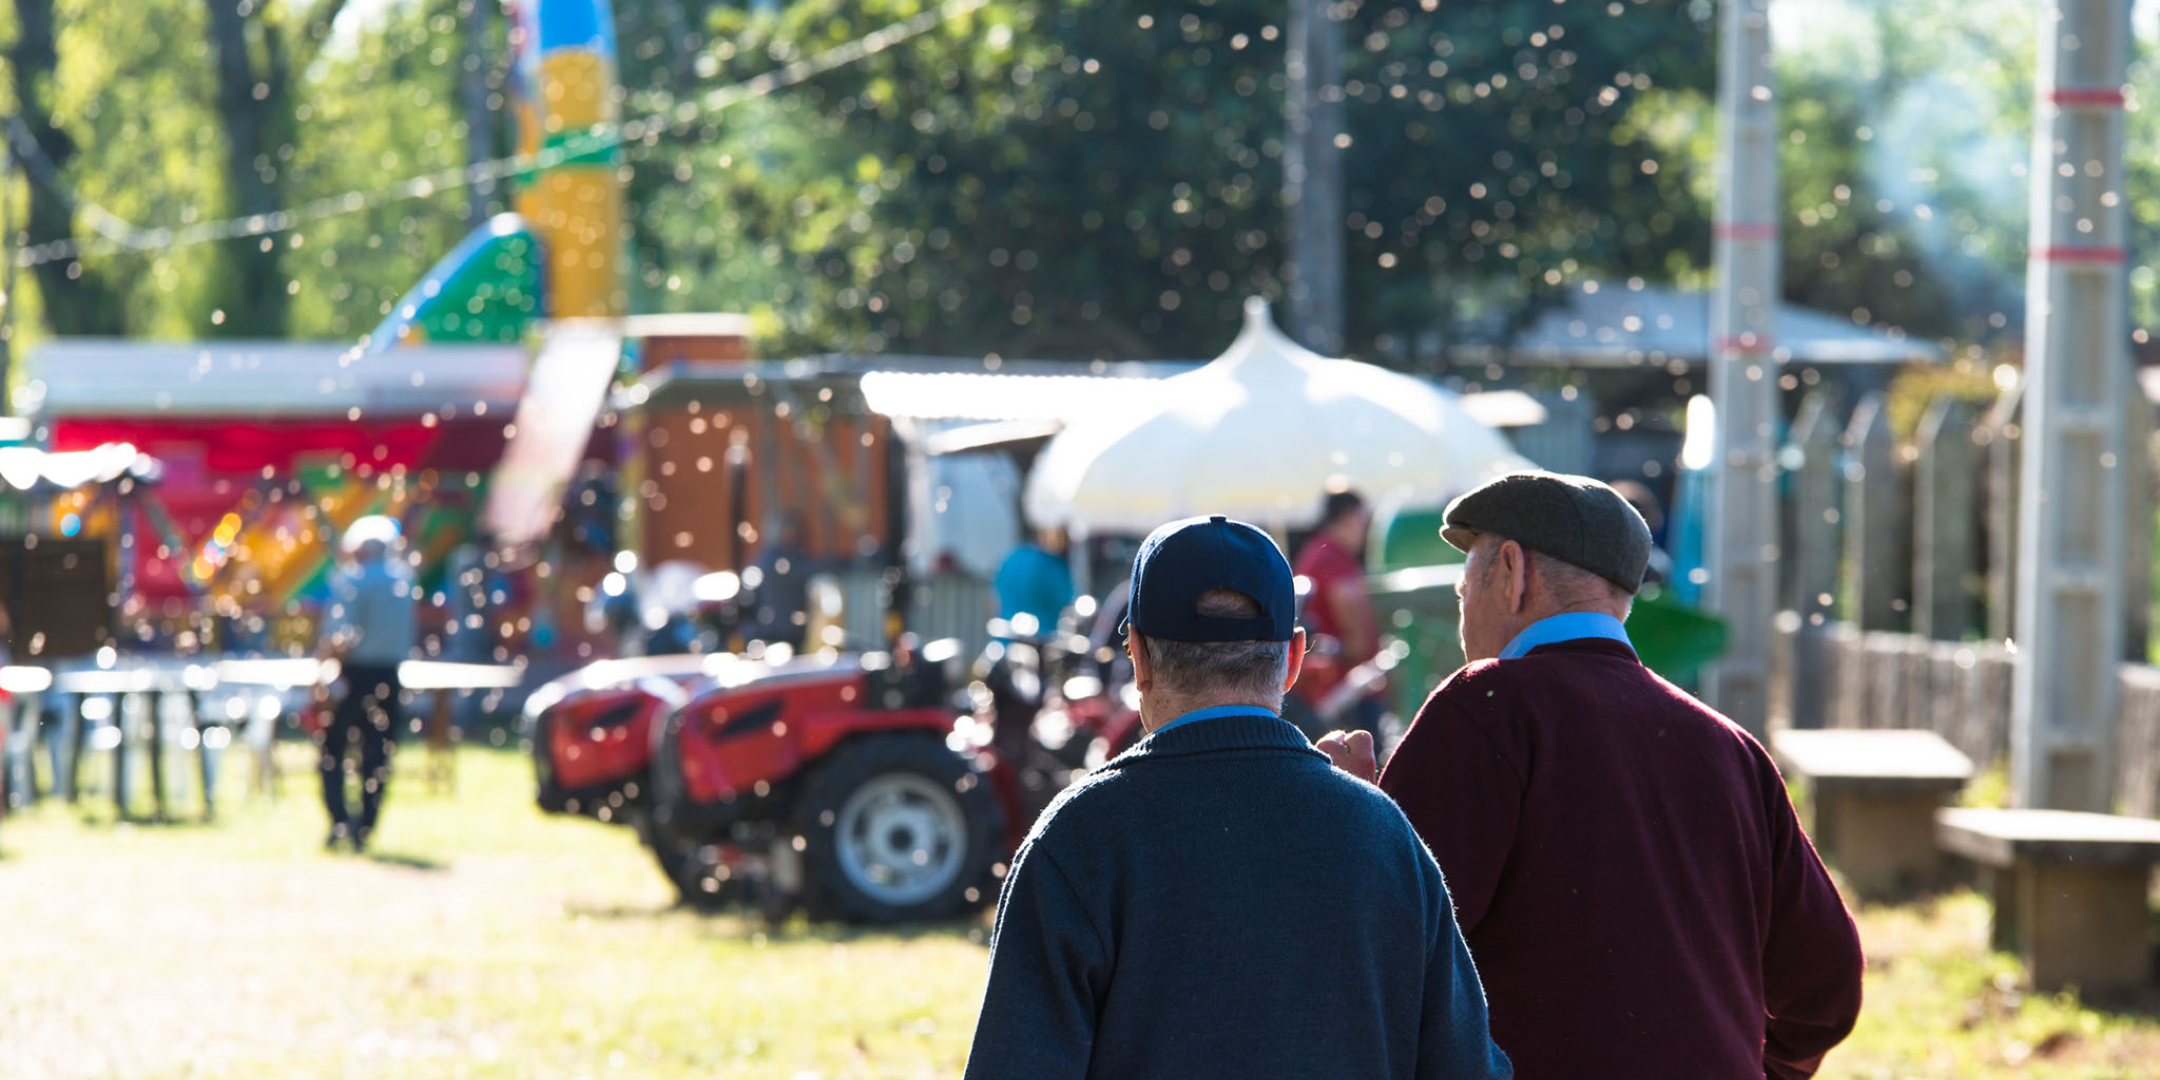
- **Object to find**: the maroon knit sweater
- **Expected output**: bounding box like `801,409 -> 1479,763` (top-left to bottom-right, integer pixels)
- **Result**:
1379,638 -> 1863,1080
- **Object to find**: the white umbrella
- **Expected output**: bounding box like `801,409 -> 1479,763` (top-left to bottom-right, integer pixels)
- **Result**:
1024,298 -> 1530,533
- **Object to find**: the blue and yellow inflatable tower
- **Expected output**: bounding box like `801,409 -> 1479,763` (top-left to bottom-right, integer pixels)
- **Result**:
371,0 -> 627,348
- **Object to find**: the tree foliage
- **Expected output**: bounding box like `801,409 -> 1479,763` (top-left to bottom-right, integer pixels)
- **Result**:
6,0 -> 2160,364
630,0 -> 1719,360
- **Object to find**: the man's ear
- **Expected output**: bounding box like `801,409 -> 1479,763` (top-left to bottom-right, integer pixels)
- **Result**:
1501,539 -> 1530,614
1128,629 -> 1154,693
1282,627 -> 1306,694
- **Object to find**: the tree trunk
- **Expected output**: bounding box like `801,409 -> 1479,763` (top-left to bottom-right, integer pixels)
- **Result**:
8,0 -> 123,335
1284,0 -> 1344,355
201,0 -> 290,337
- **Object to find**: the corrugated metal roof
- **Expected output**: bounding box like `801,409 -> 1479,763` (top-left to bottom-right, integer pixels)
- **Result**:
1459,283 -> 1942,367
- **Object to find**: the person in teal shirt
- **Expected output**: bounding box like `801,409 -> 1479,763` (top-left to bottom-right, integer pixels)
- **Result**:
993,526 -> 1075,639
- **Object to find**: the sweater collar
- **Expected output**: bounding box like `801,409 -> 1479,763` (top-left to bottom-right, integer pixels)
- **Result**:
1149,704 -> 1279,736
1522,636 -> 1642,663
1499,611 -> 1634,660
1111,711 -> 1324,766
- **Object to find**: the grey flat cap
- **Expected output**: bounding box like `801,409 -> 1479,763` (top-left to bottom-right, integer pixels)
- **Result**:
1441,471 -> 1654,593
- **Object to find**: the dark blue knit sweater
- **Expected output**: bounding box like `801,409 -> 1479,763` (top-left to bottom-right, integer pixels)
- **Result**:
963,712 -> 1512,1080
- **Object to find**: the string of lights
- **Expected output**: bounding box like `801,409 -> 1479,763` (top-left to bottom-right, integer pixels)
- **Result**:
7,0 -> 989,270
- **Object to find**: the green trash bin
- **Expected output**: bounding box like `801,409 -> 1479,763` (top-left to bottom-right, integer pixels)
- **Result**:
1361,500 -> 1728,715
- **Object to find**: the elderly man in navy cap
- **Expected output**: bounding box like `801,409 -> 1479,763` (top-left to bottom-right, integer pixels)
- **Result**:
963,515 -> 1509,1080
1321,472 -> 1862,1080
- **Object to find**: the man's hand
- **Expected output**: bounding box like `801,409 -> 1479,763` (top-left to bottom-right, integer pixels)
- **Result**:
1316,729 -> 1377,783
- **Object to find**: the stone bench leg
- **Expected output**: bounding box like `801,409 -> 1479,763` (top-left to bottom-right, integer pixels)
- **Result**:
1814,785 -> 1951,898
1996,861 -> 2156,992
1989,866 -> 2019,954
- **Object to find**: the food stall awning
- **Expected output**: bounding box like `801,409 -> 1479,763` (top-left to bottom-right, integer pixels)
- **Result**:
22,339 -> 529,417
857,370 -> 1165,422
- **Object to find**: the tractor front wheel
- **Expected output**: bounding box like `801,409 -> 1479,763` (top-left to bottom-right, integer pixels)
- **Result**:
797,735 -> 1002,924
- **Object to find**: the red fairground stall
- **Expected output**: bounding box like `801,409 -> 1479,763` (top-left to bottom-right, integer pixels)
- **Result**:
24,339 -> 529,648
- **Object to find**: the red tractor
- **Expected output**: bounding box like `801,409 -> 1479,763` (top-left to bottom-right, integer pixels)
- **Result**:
527,654 -> 709,824
524,640 -> 1021,923
523,591 -> 1384,924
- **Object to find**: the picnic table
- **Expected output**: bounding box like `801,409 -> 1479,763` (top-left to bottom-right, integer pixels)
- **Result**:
1770,728 -> 1975,898
10,657 -> 520,821
1937,807 -> 2160,991
217,658 -> 523,794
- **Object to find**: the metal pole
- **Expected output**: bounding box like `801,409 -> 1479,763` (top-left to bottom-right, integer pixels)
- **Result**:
2011,0 -> 2130,812
461,0 -> 496,229
1703,0 -> 1780,736
1284,0 -> 1345,355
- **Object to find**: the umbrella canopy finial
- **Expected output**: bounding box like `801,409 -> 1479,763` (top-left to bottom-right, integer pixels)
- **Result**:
1222,294 -> 1320,372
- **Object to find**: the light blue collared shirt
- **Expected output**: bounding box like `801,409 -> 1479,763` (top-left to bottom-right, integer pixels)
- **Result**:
1150,704 -> 1280,736
1498,611 -> 1634,661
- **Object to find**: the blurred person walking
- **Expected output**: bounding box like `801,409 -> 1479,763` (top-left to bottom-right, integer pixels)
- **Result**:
965,515 -> 1509,1080
316,516 -> 418,852
1293,488 -> 1383,736
743,511 -> 812,650
1319,472 -> 1862,1080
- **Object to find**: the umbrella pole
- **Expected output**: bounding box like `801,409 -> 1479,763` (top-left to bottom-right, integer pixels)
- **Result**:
1068,523 -> 1090,599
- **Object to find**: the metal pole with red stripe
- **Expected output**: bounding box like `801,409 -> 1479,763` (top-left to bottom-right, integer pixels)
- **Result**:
1704,0 -> 1780,736
2011,0 -> 2131,812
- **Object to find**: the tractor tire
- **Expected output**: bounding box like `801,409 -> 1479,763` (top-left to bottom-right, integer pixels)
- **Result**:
796,734 -> 1003,924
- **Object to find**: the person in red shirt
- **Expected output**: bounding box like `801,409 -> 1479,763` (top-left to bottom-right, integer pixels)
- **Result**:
1293,490 -> 1382,734
1321,471 -> 1863,1080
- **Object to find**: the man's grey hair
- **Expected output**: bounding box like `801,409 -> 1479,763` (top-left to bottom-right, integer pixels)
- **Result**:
1475,535 -> 1634,617
1141,589 -> 1291,702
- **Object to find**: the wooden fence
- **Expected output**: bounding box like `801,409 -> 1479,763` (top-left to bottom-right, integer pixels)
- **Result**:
1773,382 -> 2160,817
1772,622 -> 2160,819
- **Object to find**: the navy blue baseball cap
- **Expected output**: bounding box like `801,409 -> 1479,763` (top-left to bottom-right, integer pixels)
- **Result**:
1125,515 -> 1296,643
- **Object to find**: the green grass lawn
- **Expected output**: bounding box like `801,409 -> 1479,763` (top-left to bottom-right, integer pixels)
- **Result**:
2,744 -> 2157,1078
1,746 -> 990,1080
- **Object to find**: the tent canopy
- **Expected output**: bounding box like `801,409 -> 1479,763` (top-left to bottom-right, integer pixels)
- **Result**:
1024,298 -> 1529,534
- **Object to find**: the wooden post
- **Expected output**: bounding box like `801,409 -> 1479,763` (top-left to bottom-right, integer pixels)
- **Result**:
2012,0 -> 2131,813
1843,393 -> 1907,632
1284,0 -> 1345,354
1914,399 -> 1977,641
2122,387 -> 2153,662
1789,393 -> 1841,623
1702,0 -> 1781,736
1783,393 -> 1840,729
1983,385 -> 2023,643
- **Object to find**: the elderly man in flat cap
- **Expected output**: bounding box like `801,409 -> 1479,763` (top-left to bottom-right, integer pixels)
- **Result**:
1320,472 -> 1863,1080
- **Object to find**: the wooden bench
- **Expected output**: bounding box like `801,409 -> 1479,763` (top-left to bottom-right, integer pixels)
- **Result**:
1937,807 -> 2160,991
1771,728 -> 1975,898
